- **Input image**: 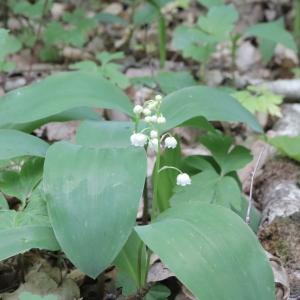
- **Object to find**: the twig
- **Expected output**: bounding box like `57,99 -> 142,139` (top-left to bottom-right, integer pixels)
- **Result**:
246,147 -> 265,224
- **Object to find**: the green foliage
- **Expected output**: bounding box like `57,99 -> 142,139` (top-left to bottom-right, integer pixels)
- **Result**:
0,72 -> 132,130
172,3 -> 297,69
232,86 -> 283,117
9,0 -> 52,19
0,188 -> 59,262
246,19 -> 297,54
160,86 -> 262,133
172,4 -> 238,64
136,203 -> 274,300
19,292 -> 58,300
43,142 -> 147,277
115,231 -> 148,295
0,157 -> 43,204
0,130 -> 48,160
268,135 -> 300,162
0,70 -> 273,298
0,29 -> 21,72
145,285 -> 171,300
70,52 -> 130,89
196,0 -> 224,8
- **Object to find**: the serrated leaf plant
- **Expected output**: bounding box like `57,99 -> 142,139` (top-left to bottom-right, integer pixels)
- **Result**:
0,70 -> 275,299
172,2 -> 297,81
0,28 -> 21,72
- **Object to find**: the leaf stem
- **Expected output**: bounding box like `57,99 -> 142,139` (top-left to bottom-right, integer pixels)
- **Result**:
151,140 -> 161,218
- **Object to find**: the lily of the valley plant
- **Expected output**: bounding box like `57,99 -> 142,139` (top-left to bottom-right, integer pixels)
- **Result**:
0,71 -> 275,300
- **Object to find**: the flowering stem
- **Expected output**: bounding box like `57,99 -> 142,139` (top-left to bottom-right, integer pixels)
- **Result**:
158,165 -> 182,174
151,140 -> 161,218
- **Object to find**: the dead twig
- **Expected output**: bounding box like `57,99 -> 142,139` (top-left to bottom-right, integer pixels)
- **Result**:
246,147 -> 265,224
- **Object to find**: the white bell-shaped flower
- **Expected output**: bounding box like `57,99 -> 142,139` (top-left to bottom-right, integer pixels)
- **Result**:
150,115 -> 158,123
150,130 -> 158,139
143,108 -> 151,116
176,173 -> 191,186
165,137 -> 177,149
130,133 -> 148,147
133,105 -> 143,114
155,95 -> 162,101
157,115 -> 166,124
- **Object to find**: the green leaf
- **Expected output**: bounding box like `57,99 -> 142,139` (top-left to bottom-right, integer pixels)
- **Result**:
0,157 -> 44,203
96,51 -> 125,65
10,0 -> 52,19
268,135 -> 300,162
115,231 -> 148,296
95,12 -> 128,25
76,121 -> 134,148
232,86 -> 283,117
160,86 -> 262,133
170,170 -> 242,210
133,3 -> 157,26
19,292 -> 58,300
145,284 -> 170,300
0,193 -> 8,210
0,188 -> 59,262
196,0 -> 224,8
101,63 -> 130,89
155,71 -> 197,94
197,5 -> 238,39
43,21 -> 66,46
136,203 -> 274,300
0,130 -> 48,160
0,71 -> 133,129
200,132 -> 252,174
43,142 -> 147,277
153,140 -> 182,212
69,60 -> 99,72
246,20 -> 297,53
0,29 -> 22,61
7,107 -> 102,133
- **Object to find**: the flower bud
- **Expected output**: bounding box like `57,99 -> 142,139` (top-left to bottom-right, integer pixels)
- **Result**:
150,130 -> 158,139
164,136 -> 177,149
150,115 -> 158,123
148,102 -> 157,110
130,133 -> 148,147
155,95 -> 162,101
176,173 -> 191,186
143,108 -> 151,116
157,116 -> 166,124
133,105 -> 143,114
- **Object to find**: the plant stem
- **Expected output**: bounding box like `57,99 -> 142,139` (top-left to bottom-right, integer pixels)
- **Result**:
246,147 -> 265,224
151,141 -> 161,218
147,0 -> 166,68
230,34 -> 239,85
142,178 -> 149,225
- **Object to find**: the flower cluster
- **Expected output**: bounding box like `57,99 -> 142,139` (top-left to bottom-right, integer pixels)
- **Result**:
130,95 -> 191,187
130,95 -> 175,151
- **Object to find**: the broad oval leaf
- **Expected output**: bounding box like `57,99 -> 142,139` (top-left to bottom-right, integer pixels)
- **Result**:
43,142 -> 147,277
136,203 -> 274,300
6,107 -> 102,133
160,86 -> 262,132
0,71 -> 133,129
76,120 -> 133,148
0,129 -> 48,160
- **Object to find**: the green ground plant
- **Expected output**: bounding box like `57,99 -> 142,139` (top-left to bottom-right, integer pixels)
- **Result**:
0,70 -> 275,299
